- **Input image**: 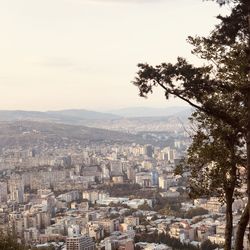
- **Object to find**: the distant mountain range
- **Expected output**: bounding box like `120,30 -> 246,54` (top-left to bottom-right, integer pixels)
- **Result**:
0,106 -> 191,120
0,107 -> 193,149
109,106 -> 190,117
0,107 -> 192,132
0,109 -> 120,122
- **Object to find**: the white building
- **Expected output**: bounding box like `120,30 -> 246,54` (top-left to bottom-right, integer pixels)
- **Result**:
66,235 -> 95,250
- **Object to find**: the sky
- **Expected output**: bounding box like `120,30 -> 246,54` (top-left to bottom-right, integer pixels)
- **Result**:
0,0 -> 228,111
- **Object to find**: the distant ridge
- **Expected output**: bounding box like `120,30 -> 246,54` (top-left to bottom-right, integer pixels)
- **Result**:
47,109 -> 120,120
0,120 -> 141,149
108,106 -> 191,117
0,108 -> 192,132
0,109 -> 120,122
0,107 -> 192,121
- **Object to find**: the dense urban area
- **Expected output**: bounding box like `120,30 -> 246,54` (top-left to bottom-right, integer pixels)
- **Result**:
1,0 -> 250,249
0,111 -> 248,250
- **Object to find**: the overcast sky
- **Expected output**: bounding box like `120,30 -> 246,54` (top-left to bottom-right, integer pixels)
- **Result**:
0,0 -> 228,111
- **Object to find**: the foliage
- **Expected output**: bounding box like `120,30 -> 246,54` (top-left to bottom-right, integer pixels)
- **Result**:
201,239 -> 219,250
31,246 -> 55,250
183,207 -> 209,219
138,201 -> 152,211
176,111 -> 246,202
0,230 -> 56,250
154,195 -> 186,217
158,205 -> 208,219
132,1 -> 250,249
101,183 -> 141,197
123,208 -> 137,216
0,232 -> 28,250
133,41 -> 247,133
108,213 -> 120,219
135,231 -> 198,250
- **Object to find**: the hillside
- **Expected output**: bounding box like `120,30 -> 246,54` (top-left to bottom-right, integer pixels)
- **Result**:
0,108 -> 191,132
108,106 -> 190,117
0,121 -> 140,149
0,109 -> 120,123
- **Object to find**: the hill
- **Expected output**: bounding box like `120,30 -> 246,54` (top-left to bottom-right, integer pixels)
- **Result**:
0,121 -> 140,149
0,108 -> 192,133
108,106 -> 190,117
0,109 -> 120,123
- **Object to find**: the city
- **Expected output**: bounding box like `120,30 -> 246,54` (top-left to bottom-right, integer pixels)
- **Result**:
0,114 -> 248,249
0,0 -> 249,249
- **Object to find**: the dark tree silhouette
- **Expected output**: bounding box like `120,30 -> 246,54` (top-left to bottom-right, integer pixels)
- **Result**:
133,1 -> 250,249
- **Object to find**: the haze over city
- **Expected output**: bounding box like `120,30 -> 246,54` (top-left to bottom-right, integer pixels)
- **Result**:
0,0 -> 249,250
0,0 -> 227,111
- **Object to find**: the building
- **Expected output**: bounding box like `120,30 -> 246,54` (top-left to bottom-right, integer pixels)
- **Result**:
98,219 -> 120,233
124,216 -> 139,227
112,175 -> 124,184
143,145 -> 154,158
151,170 -> 159,186
0,181 -> 8,202
135,172 -> 152,187
127,166 -> 135,183
8,174 -> 24,203
202,197 -> 226,213
66,235 -> 95,250
82,190 -> 109,204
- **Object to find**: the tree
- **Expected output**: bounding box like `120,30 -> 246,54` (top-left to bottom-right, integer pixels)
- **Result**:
0,232 -> 28,250
138,201 -> 152,211
195,4 -> 250,248
135,231 -> 198,250
201,239 -> 219,250
31,246 -> 55,250
132,1 -> 250,249
177,110 -> 245,250
184,207 -> 209,219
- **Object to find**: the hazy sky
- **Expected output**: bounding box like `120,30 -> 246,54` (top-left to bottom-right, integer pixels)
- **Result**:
0,0 -> 228,111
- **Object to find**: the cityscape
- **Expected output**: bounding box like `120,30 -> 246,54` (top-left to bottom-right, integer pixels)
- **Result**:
0,0 -> 249,250
0,108 -> 248,249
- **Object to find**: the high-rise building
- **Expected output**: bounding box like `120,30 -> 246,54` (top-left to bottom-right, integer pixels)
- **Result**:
66,235 -> 95,250
143,145 -> 153,158
0,181 -> 8,202
8,174 -> 24,203
135,172 -> 152,187
127,166 -> 135,183
151,169 -> 159,186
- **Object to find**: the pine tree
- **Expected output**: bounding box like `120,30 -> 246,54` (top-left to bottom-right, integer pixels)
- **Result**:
132,1 -> 250,249
177,110 -> 245,250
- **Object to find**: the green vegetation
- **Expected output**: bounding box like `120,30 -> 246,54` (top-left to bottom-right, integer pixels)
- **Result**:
138,201 -> 152,211
133,1 -> 250,249
177,110 -> 244,249
0,231 -> 55,250
135,231 -> 199,250
183,207 -> 208,219
154,196 -> 187,217
0,234 -> 28,250
158,205 -> 208,219
31,246 -> 55,250
200,240 -> 219,250
102,183 -> 141,197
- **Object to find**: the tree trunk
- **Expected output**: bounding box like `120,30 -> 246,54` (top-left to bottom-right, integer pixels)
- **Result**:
247,3 -> 250,247
235,203 -> 249,250
234,3 -> 250,247
236,9 -> 250,250
225,192 -> 234,250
